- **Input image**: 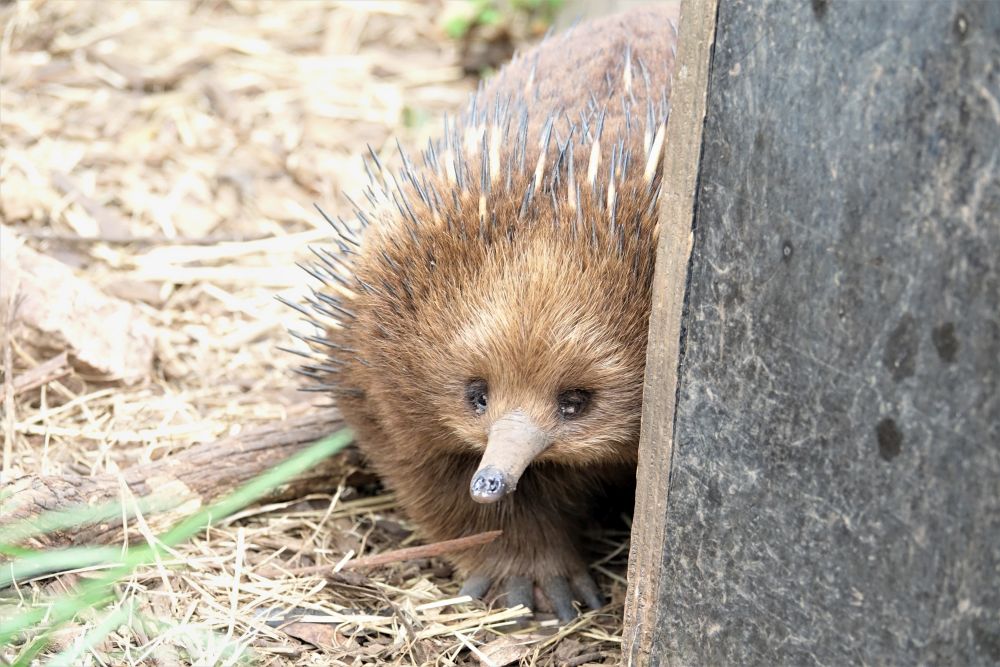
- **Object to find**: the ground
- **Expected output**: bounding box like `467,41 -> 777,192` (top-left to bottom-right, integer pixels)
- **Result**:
0,2 -> 627,665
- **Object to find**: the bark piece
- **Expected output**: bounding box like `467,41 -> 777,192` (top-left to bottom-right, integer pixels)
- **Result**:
0,225 -> 156,384
281,621 -> 358,652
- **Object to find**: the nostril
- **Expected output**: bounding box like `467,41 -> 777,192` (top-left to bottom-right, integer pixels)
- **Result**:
470,465 -> 508,503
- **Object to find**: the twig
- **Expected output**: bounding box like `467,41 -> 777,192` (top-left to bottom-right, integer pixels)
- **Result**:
51,171 -> 130,237
16,229 -> 274,246
290,530 -> 503,575
0,351 -> 71,402
343,530 -> 502,570
2,276 -> 21,485
564,651 -> 607,667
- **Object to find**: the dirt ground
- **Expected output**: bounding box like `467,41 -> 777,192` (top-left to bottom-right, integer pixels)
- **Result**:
0,1 -> 628,665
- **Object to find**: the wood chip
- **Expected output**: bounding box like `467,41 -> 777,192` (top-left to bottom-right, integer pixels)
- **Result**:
281,621 -> 358,651
477,635 -> 537,666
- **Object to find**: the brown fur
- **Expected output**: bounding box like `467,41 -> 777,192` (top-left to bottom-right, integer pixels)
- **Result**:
297,5 -> 679,602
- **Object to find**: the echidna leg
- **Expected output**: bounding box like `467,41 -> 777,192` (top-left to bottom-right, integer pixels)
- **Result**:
375,450 -> 607,621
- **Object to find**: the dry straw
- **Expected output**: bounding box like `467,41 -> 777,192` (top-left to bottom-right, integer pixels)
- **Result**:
0,1 -> 627,664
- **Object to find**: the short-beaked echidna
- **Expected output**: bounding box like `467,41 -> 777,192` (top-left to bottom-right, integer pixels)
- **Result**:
290,5 -> 679,622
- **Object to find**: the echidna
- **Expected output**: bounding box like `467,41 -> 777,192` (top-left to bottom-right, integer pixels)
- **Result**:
289,5 -> 679,622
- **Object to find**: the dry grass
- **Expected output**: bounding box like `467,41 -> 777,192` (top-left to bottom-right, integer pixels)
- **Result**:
0,1 -> 628,664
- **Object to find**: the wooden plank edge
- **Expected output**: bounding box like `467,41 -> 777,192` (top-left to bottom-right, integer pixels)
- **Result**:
622,0 -> 720,664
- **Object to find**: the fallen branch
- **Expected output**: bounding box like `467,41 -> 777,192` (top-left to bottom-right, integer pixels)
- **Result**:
0,411 -> 361,549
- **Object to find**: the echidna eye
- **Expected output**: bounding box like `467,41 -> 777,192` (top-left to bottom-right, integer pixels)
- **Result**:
557,389 -> 592,419
465,379 -> 488,416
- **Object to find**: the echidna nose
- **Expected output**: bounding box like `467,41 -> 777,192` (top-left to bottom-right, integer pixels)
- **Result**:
470,466 -> 507,503
469,409 -> 551,504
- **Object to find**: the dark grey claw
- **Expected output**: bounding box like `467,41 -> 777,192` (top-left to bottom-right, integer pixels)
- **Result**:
459,573 -> 493,600
571,571 -> 605,611
542,576 -> 578,623
503,575 -> 534,611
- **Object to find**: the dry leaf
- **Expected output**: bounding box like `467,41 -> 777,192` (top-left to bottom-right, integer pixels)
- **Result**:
477,635 -> 537,666
282,621 -> 358,651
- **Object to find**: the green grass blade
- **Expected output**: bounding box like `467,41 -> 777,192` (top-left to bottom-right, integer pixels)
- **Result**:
0,546 -> 123,589
0,494 -> 176,546
158,429 -> 352,546
0,428 -> 353,653
45,601 -> 134,667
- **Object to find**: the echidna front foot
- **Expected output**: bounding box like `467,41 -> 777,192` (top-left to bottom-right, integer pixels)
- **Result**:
459,566 -> 604,623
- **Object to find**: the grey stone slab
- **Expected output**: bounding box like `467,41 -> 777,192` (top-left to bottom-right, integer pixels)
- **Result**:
653,1 -> 1000,664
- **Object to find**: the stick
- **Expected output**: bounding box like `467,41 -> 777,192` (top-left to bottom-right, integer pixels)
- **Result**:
2,273 -> 20,485
18,229 -> 273,246
289,530 -> 503,575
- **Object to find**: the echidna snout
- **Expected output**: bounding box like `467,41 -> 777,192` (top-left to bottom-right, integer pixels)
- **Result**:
470,409 -> 551,503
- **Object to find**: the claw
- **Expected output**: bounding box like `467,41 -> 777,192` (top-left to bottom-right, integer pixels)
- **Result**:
503,575 -> 534,611
542,576 -> 577,622
571,571 -> 605,611
458,573 -> 493,600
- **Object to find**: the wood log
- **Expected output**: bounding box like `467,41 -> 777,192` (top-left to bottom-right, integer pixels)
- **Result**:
0,412 -> 362,549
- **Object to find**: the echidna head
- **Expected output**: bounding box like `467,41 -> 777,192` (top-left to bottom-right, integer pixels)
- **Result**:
424,239 -> 652,504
